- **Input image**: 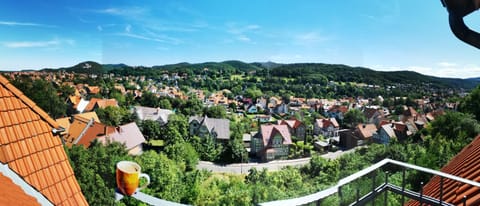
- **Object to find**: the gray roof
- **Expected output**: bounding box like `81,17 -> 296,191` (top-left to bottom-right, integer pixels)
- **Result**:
134,106 -> 173,124
99,122 -> 146,151
189,116 -> 230,140
381,124 -> 396,138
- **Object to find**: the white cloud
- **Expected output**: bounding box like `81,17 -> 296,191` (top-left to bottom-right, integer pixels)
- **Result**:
237,35 -> 251,42
226,23 -> 260,43
2,38 -> 75,48
245,24 -> 260,30
125,24 -> 132,33
94,7 -> 146,16
438,62 -> 457,67
116,32 -> 182,45
0,20 -> 56,28
295,32 -> 329,45
227,23 -> 261,34
370,63 -> 480,78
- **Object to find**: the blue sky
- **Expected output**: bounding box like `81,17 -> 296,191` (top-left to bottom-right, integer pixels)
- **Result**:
0,0 -> 479,78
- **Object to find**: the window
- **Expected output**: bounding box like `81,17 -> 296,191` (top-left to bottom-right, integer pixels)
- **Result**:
251,138 -> 263,153
273,136 -> 282,145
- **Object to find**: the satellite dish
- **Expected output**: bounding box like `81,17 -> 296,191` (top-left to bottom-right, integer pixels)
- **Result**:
441,0 -> 480,49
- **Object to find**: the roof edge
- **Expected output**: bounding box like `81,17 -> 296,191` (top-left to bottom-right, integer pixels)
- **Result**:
0,163 -> 54,206
0,74 -> 60,129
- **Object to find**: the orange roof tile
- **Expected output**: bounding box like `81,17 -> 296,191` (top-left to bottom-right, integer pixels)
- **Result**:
355,123 -> 377,139
76,122 -> 113,148
0,74 -> 88,206
278,118 -> 303,129
83,98 -> 118,112
0,172 -> 42,205
56,117 -> 71,135
74,111 -> 101,123
63,114 -> 112,148
86,86 -> 100,94
408,135 -> 480,206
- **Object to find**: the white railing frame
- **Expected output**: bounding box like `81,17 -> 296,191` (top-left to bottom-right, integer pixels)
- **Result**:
259,158 -> 480,206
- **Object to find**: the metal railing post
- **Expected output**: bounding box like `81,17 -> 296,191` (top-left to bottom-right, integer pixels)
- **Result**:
439,177 -> 444,204
463,195 -> 467,206
372,172 -> 376,206
356,187 -> 360,203
384,172 -> 389,206
419,182 -> 424,206
401,168 -> 406,205
338,186 -> 343,206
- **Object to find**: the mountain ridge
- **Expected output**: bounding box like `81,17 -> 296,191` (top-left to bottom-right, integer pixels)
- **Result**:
30,60 -> 479,89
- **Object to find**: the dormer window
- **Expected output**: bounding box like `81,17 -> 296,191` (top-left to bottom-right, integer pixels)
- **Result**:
273,136 -> 282,145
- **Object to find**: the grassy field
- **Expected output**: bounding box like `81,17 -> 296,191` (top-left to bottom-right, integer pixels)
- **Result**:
230,74 -> 245,81
148,139 -> 164,147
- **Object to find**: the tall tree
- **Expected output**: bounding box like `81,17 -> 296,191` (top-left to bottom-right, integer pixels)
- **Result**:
164,142 -> 199,171
141,120 -> 162,141
343,109 -> 366,128
66,141 -> 130,206
203,105 -> 227,118
12,78 -> 67,118
460,85 -> 480,121
163,114 -> 189,144
96,106 -> 131,126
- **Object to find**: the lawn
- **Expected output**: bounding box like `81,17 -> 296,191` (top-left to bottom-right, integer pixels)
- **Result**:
230,74 -> 245,81
148,139 -> 165,147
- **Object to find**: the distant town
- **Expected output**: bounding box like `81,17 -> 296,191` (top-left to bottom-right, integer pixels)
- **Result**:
1,61 -> 479,205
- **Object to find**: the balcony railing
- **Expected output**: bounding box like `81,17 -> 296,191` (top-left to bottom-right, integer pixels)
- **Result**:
115,190 -> 188,206
259,158 -> 480,206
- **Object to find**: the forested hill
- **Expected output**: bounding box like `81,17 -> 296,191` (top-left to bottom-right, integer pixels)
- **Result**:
39,61 -> 478,89
266,63 -> 478,89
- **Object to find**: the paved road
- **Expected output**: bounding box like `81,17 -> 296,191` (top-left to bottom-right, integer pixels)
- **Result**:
197,148 -> 357,174
321,148 -> 357,160
197,157 -> 311,174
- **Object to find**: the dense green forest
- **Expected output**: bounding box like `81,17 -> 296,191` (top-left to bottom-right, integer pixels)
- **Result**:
42,60 -> 478,90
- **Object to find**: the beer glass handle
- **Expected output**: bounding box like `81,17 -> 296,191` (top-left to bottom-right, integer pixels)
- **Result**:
138,173 -> 150,190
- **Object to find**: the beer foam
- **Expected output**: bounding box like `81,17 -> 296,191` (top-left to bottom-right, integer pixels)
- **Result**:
118,161 -> 140,173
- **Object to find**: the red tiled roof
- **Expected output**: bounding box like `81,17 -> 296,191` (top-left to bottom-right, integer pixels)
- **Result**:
83,98 -> 118,112
68,96 -> 81,107
363,108 -> 381,119
278,118 -> 303,129
259,124 -> 292,147
76,122 -> 114,148
0,74 -> 88,206
316,118 -> 339,129
75,112 -> 101,123
408,135 -> 480,206
86,86 -> 100,94
328,105 -> 348,113
355,123 -> 377,139
63,115 -> 114,148
0,173 -> 41,205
